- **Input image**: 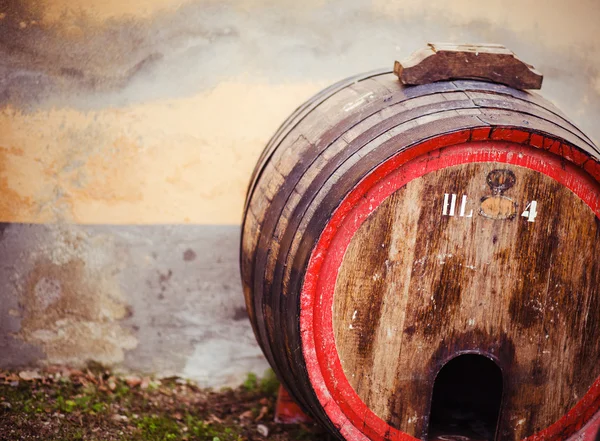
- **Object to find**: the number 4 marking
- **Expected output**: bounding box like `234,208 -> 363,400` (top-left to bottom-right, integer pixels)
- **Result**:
522,201 -> 538,222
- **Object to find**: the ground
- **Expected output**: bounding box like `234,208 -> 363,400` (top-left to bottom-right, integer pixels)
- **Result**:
0,366 -> 329,441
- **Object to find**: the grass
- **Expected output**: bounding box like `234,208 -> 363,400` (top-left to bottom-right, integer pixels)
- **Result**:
0,368 -> 328,441
242,371 -> 279,397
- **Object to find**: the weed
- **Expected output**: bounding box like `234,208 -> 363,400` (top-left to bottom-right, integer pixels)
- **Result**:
242,369 -> 280,397
259,369 -> 280,397
136,415 -> 181,441
91,402 -> 106,413
185,415 -> 243,441
242,372 -> 258,392
0,368 -> 322,441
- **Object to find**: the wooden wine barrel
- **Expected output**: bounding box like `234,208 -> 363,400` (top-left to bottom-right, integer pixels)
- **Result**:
240,59 -> 600,441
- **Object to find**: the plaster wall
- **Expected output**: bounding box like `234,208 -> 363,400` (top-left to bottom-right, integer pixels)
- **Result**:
0,0 -> 598,386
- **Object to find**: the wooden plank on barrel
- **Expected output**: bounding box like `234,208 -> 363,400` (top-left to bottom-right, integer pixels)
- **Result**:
394,43 -> 544,90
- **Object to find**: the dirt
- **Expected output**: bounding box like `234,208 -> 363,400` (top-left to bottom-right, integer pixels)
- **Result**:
0,366 -> 330,441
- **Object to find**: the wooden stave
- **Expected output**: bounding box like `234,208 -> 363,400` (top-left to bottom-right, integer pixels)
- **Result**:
243,75 -> 420,411
242,77 -> 396,413
243,69 -> 393,215
243,76 -> 597,225
240,72 -> 600,439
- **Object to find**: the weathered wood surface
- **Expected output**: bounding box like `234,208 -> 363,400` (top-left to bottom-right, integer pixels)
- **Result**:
240,71 -> 600,441
334,161 -> 600,439
394,43 -> 543,90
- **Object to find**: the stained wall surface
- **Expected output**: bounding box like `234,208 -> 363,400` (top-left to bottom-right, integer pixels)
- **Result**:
0,0 -> 598,386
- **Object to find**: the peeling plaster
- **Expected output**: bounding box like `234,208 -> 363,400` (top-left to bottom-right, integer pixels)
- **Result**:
12,226 -> 138,366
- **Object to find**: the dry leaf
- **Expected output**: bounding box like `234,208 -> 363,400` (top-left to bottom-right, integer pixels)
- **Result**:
239,410 -> 253,420
140,377 -> 150,390
85,370 -> 98,384
125,376 -> 142,388
207,414 -> 223,424
111,414 -> 129,422
5,374 -> 19,382
19,371 -> 41,381
255,406 -> 269,422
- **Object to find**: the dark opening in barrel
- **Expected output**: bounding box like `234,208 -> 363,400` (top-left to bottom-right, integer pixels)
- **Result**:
428,354 -> 504,441
241,46 -> 600,441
